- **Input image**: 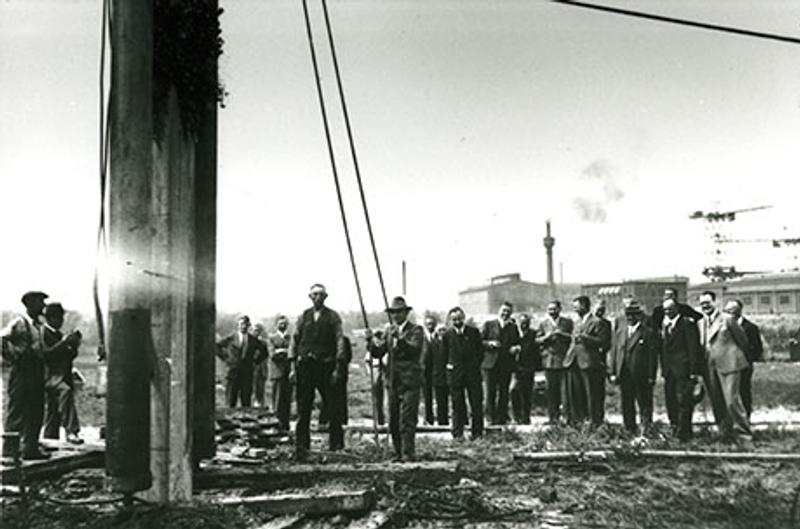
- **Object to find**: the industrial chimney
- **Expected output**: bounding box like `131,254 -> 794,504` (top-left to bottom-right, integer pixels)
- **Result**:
543,220 -> 555,294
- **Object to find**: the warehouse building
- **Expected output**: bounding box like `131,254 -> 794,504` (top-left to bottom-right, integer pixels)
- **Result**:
688,272 -> 800,315
581,276 -> 690,315
458,273 -> 581,316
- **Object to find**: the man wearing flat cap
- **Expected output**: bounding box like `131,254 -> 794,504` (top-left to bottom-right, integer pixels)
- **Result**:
1,291 -> 49,459
366,296 -> 424,461
290,284 -> 347,460
607,301 -> 660,434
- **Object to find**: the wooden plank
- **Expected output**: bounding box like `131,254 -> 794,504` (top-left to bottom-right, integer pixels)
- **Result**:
195,460 -> 459,490
252,515 -> 305,529
216,490 -> 374,515
515,450 -> 800,463
514,451 -> 610,463
344,424 -> 504,434
0,450 -> 104,484
345,509 -> 395,529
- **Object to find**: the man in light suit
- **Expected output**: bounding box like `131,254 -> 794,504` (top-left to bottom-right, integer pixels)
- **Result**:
535,300 -> 573,425
724,299 -> 763,420
366,296 -> 424,461
216,315 -> 268,408
698,291 -> 752,440
481,302 -> 520,425
607,301 -> 659,434
267,315 -> 292,431
564,295 -> 610,427
441,307 -> 484,439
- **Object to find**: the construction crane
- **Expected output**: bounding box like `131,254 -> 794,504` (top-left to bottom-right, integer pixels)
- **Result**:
689,205 -> 773,222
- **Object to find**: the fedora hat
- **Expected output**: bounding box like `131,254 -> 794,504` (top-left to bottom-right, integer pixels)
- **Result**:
624,300 -> 643,315
386,296 -> 413,313
21,291 -> 48,307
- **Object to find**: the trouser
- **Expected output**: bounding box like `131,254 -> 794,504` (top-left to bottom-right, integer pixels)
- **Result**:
566,365 -> 605,426
482,366 -> 511,425
510,370 -> 534,424
664,374 -> 695,441
225,366 -> 254,408
43,379 -> 80,438
422,373 -> 435,425
295,358 -> 342,455
618,368 -> 653,433
4,359 -> 45,455
434,385 -> 450,425
388,381 -> 420,459
700,365 -> 726,425
253,361 -> 268,407
708,366 -> 751,438
740,364 -> 754,419
271,376 -> 291,430
370,368 -> 386,425
451,379 -> 483,439
544,369 -> 567,423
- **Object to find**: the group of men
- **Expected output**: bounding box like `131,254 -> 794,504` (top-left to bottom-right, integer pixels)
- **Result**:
1,291 -> 84,460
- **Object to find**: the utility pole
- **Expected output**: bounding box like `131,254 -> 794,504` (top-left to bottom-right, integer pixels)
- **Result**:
402,260 -> 407,297
106,0 -> 154,495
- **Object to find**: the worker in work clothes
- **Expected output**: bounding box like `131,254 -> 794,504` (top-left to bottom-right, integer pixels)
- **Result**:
1,291 -> 50,459
366,296 -> 424,461
290,284 -> 347,460
267,315 -> 292,431
216,315 -> 267,407
42,302 -> 84,444
251,322 -> 270,409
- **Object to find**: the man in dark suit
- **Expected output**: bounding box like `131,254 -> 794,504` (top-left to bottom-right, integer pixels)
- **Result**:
1,291 -> 50,460
660,298 -> 702,441
510,313 -> 540,424
564,295 -> 610,427
420,314 -> 439,425
366,296 -> 424,461
650,287 -> 702,330
481,302 -> 520,425
699,291 -> 752,440
432,325 -> 450,425
594,300 -> 612,423
290,284 -> 348,459
724,300 -> 763,419
41,303 -> 83,444
441,306 -> 484,439
267,315 -> 292,431
535,300 -> 573,425
216,315 -> 267,408
252,323 -> 270,409
607,301 -> 659,434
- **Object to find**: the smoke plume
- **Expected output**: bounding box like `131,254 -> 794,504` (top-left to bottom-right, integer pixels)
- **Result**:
571,159 -> 626,223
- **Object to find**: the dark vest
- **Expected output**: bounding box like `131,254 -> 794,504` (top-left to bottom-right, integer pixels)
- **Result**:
296,307 -> 339,362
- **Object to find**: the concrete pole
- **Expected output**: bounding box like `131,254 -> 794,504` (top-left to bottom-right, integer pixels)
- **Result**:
192,37 -> 218,464
106,0 -> 153,494
402,260 -> 407,297
148,87 -> 196,502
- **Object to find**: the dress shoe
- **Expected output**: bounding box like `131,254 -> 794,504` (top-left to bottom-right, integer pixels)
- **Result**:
66,434 -> 84,445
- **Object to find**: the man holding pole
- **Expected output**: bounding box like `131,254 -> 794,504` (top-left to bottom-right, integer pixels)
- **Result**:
366,296 -> 424,461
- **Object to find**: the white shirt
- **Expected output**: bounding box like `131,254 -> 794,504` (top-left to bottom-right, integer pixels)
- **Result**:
627,321 -> 641,338
663,314 -> 681,335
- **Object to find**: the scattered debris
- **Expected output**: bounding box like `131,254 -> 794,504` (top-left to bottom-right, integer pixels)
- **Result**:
216,489 -> 375,515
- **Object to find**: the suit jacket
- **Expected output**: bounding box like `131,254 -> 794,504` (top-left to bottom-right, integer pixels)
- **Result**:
481,318 -> 520,370
608,322 -> 660,381
564,313 -> 609,370
422,330 -> 448,387
267,330 -> 291,380
660,315 -> 702,379
516,328 -> 541,372
367,320 -> 424,388
441,325 -> 483,387
535,316 -> 573,370
741,318 -> 763,364
42,325 -> 79,387
651,303 -> 702,330
598,317 -> 612,355
216,331 -> 267,373
698,312 -> 750,374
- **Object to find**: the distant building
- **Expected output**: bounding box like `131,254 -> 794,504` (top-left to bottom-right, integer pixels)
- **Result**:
458,273 -> 581,316
688,271 -> 800,315
581,276 -> 690,316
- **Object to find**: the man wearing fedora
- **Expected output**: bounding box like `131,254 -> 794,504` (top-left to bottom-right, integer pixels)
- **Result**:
290,284 -> 348,459
1,291 -> 50,459
661,298 -> 703,441
366,296 -> 424,461
607,301 -> 660,434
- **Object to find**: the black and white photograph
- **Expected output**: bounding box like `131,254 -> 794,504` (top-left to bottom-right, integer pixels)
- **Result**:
2,1 -> 800,527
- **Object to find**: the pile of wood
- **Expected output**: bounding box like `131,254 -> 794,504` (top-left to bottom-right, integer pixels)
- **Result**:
214,408 -> 290,459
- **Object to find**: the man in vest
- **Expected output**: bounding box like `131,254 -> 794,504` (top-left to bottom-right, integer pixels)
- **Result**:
1,291 -> 50,459
366,296 -> 424,461
290,284 -> 347,460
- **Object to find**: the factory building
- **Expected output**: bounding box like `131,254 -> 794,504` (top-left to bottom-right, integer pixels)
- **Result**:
581,276 -> 689,315
688,272 -> 800,315
458,273 -> 582,316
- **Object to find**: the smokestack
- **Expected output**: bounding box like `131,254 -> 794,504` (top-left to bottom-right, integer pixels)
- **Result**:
402,260 -> 407,296
543,220 -> 555,290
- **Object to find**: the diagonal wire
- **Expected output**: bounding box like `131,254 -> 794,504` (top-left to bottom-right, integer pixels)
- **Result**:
552,0 -> 800,45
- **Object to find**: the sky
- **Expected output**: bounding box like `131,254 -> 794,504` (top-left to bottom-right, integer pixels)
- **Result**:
1,0 -> 800,317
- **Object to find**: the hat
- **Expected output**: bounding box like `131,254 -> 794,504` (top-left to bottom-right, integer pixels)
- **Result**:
386,296 -> 413,313
43,302 -> 65,317
624,300 -> 643,314
21,291 -> 48,307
